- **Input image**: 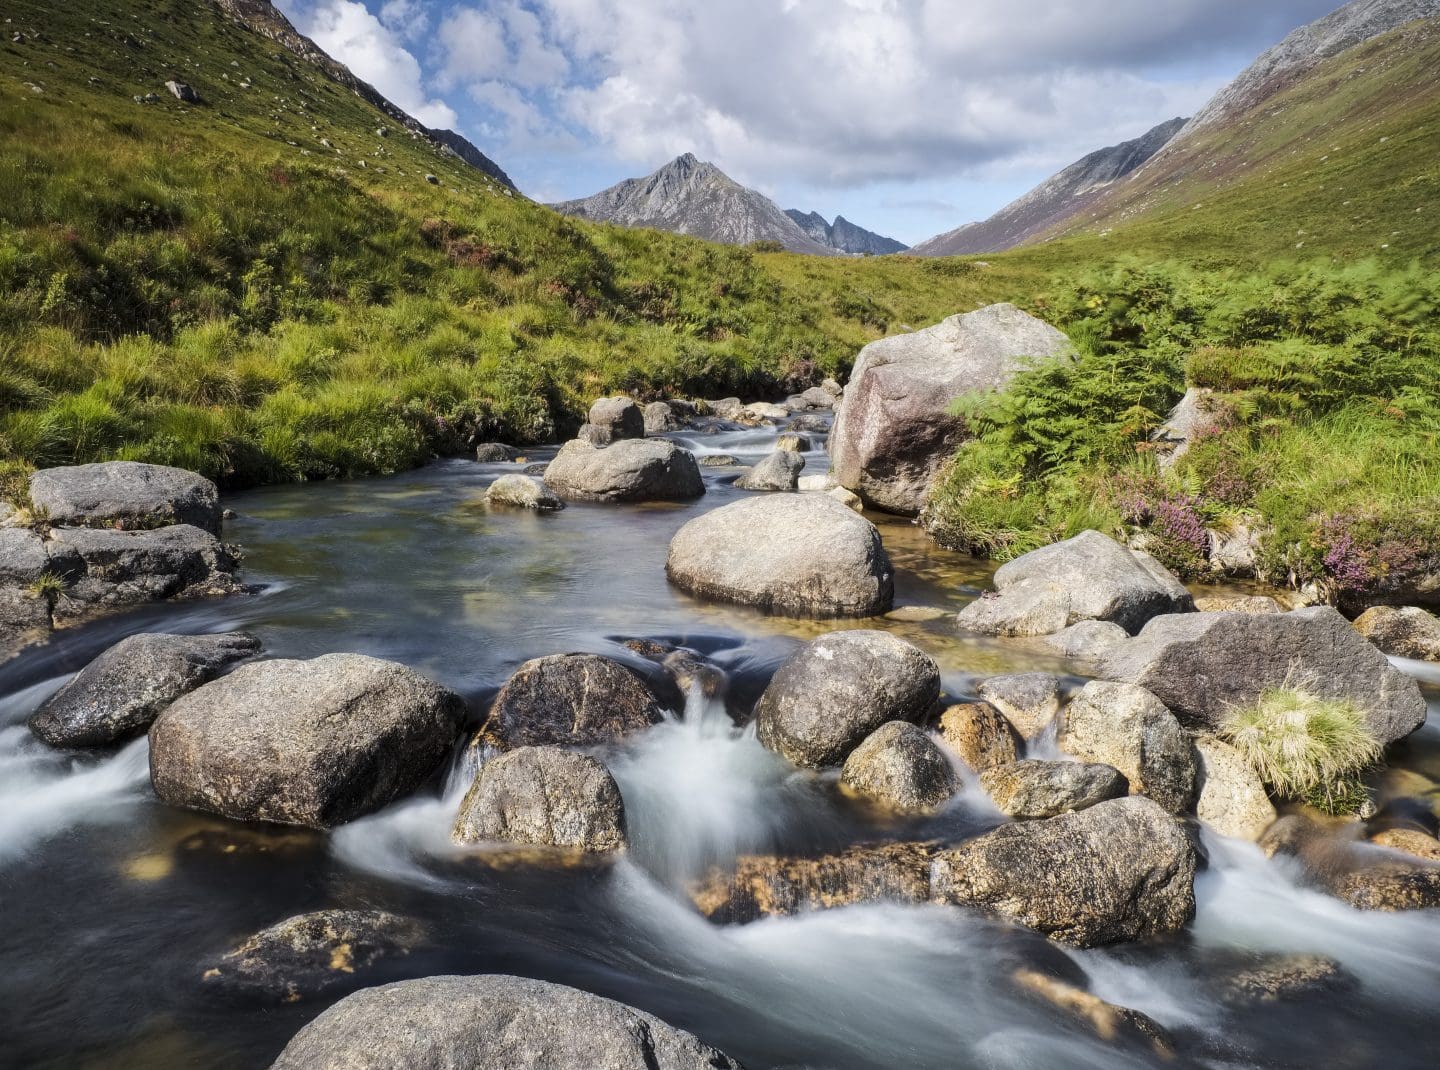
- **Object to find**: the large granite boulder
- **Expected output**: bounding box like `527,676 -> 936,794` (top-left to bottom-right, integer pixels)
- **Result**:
930,796 -> 1196,947
829,303 -> 1071,515
938,702 -> 1019,772
1193,735 -> 1276,841
268,974 -> 742,1070
756,631 -> 940,768
1354,605 -> 1440,662
586,396 -> 645,441
734,449 -> 804,492
29,632 -> 261,747
45,524 -> 242,620
29,461 -> 221,533
666,495 -> 893,617
202,909 -> 426,1003
840,721 -> 958,813
1100,607 -> 1427,745
478,654 -> 664,749
452,747 -> 626,852
980,760 -> 1128,819
957,530 -> 1194,637
644,401 -> 681,434
149,654 -> 464,828
543,439 -> 704,502
1056,681 -> 1197,814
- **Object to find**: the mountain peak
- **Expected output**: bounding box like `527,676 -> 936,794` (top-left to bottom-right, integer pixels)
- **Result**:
784,209 -> 907,255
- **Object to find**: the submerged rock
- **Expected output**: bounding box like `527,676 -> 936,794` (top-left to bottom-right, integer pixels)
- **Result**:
29,632 -> 261,747
980,760 -> 1127,819
268,974 -> 742,1070
957,530 -> 1194,637
734,449 -> 804,492
46,524 -> 243,621
830,303 -> 1071,515
202,910 -> 426,1004
1057,681 -> 1197,815
29,461 -> 221,534
930,796 -> 1197,947
666,495 -> 894,617
1193,735 -> 1276,841
938,702 -> 1019,772
479,653 -> 664,749
1100,606 -> 1427,745
485,474 -> 564,511
1215,952 -> 1355,1006
543,439 -> 704,502
149,654 -> 463,829
1354,605 -> 1440,662
1192,593 -> 1284,615
840,721 -> 958,813
976,673 -> 1064,739
755,631 -> 940,768
1011,967 -> 1174,1059
452,747 -> 626,852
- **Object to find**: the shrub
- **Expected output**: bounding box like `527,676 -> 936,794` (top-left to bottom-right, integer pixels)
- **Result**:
1223,683 -> 1382,814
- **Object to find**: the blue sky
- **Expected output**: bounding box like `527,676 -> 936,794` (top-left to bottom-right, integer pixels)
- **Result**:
274,1 -> 1342,246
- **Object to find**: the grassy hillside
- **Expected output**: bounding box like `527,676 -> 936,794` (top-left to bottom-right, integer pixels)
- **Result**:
1023,19 -> 1440,265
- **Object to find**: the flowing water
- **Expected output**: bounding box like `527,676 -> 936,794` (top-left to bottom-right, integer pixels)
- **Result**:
2,420 -> 1438,1069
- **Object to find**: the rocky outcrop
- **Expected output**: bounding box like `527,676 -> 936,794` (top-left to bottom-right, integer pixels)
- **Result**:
957,530 -> 1194,637
1193,735 -> 1276,841
666,495 -> 894,617
734,449 -> 804,491
839,721 -> 958,813
783,209 -> 907,255
976,673 -> 1064,738
29,461 -> 221,534
1354,605 -> 1440,661
585,396 -> 645,443
930,796 -> 1197,947
29,632 -> 260,747
1057,681 -> 1197,815
0,527 -> 48,585
479,654 -> 664,749
1149,386 -> 1217,470
149,654 -> 463,828
268,974 -> 742,1070
485,475 -> 563,511
938,702 -> 1019,772
980,760 -> 1128,818
755,631 -> 940,768
830,304 -> 1071,514
201,909 -> 426,1003
452,747 -> 626,852
543,439 -> 704,502
1100,606 -> 1427,744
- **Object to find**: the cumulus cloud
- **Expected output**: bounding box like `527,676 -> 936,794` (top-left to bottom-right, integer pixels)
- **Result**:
277,0 -> 458,129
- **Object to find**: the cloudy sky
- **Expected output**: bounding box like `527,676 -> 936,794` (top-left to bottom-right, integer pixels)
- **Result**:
273,0 -> 1341,245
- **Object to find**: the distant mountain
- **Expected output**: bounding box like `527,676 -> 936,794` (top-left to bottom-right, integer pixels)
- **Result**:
784,210 -> 907,255
909,117 -> 1186,256
551,155 -> 835,255
215,0 -> 515,190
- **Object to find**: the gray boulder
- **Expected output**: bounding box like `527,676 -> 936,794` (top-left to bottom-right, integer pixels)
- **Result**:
666,495 -> 893,617
587,396 -> 645,440
980,760 -> 1128,818
785,414 -> 831,434
1150,387 -> 1216,471
840,721 -> 958,813
938,702 -> 1019,772
45,524 -> 242,621
149,654 -> 463,828
0,527 -> 48,585
976,673 -> 1064,738
795,386 -> 835,410
643,401 -> 681,433
734,449 -> 804,492
1041,620 -> 1129,662
202,910 -> 426,1003
165,80 -> 199,102
485,474 -> 563,511
474,442 -> 518,462
756,631 -> 939,768
1100,606 -> 1427,745
830,303 -> 1071,515
1354,605 -> 1440,661
268,974 -> 742,1070
452,747 -> 626,852
931,796 -> 1197,947
29,461 -> 221,533
744,402 -> 789,422
543,439 -> 704,502
1193,735 -> 1276,841
698,454 -> 740,467
479,654 -> 664,749
1057,681 -> 1197,814
958,530 -> 1194,637
29,632 -> 261,747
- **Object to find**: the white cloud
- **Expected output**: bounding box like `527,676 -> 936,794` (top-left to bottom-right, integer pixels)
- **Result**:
277,0 -> 458,129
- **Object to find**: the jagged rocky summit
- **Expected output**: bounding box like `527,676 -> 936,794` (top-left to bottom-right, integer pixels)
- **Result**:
784,210 -> 907,255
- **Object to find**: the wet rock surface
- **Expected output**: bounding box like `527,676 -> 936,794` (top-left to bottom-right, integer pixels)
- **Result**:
480,653 -> 665,749
734,448 -> 804,491
1057,681 -> 1197,814
1193,735 -> 1276,841
980,759 -> 1128,818
1354,605 -> 1440,661
453,747 -> 627,852
976,673 -> 1064,739
840,721 -> 959,813
485,474 -> 564,511
938,701 -> 1019,772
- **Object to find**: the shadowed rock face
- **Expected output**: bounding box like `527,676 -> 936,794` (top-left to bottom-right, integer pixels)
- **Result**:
666,494 -> 894,618
268,974 -> 743,1070
830,304 -> 1071,515
452,747 -> 627,852
149,654 -> 464,828
1100,606 -> 1428,745
479,654 -> 665,749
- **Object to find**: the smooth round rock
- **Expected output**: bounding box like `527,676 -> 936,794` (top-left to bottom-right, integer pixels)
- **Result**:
980,759 -> 1128,818
485,474 -> 563,511
29,461 -> 221,534
543,439 -> 704,502
479,654 -> 665,749
840,721 -> 958,812
453,747 -> 626,852
735,449 -> 804,492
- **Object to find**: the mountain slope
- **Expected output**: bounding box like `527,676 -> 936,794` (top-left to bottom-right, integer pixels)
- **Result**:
553,155 -> 835,255
910,117 -> 1186,256
785,210 -> 907,255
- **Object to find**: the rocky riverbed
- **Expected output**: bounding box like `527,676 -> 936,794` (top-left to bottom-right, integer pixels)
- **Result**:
2,401 -> 1439,1070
